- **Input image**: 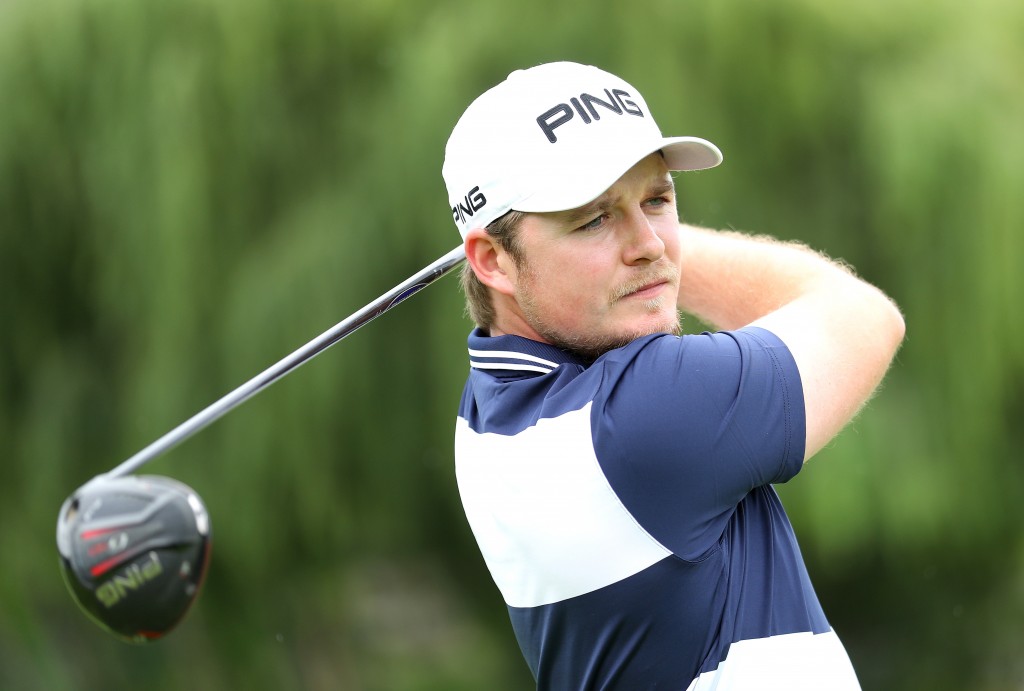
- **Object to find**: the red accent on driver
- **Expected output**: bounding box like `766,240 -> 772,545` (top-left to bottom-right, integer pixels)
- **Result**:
81,527 -> 125,540
90,552 -> 132,578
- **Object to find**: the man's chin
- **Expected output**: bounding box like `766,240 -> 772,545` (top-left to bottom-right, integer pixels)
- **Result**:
539,317 -> 682,362
621,308 -> 683,339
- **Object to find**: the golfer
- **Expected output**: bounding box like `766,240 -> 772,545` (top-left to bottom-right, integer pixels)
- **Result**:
444,61 -> 904,690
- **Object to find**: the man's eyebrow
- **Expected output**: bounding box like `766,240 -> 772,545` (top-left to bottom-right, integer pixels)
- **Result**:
649,177 -> 676,198
561,196 -> 613,226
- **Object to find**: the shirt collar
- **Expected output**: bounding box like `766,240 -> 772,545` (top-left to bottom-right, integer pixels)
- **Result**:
466,328 -> 588,376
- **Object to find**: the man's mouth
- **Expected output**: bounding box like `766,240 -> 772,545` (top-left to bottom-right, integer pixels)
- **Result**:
614,272 -> 677,302
625,280 -> 669,300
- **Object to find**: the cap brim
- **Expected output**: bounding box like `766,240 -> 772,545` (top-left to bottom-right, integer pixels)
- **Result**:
513,136 -> 722,215
661,136 -> 723,171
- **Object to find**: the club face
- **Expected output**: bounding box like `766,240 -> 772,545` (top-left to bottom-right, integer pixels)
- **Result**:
56,475 -> 212,643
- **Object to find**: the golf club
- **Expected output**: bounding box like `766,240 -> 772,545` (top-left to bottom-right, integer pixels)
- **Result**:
56,244 -> 467,642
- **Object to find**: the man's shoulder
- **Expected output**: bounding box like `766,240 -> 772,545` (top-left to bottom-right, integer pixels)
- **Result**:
594,327 -> 791,381
603,326 -> 790,358
459,327 -> 798,435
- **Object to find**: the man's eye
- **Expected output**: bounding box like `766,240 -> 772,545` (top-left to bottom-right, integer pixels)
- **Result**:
578,214 -> 607,231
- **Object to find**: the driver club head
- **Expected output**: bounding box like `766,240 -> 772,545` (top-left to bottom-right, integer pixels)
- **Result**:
56,475 -> 212,643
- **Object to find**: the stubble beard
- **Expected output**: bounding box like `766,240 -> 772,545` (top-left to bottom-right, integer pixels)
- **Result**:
516,265 -> 682,362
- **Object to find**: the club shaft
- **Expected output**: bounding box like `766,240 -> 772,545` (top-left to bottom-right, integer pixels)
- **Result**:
104,245 -> 466,479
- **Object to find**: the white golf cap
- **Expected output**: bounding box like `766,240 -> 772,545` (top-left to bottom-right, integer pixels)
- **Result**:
442,61 -> 722,238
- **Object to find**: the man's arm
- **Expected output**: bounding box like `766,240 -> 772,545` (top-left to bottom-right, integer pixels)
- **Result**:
676,224 -> 906,461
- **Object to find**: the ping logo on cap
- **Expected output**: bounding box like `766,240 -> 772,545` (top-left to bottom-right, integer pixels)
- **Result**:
452,185 -> 487,225
535,88 -> 644,144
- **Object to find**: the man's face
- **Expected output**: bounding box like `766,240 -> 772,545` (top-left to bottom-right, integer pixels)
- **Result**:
507,153 -> 682,360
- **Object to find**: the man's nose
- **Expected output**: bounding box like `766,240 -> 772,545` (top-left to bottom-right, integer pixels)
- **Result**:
621,210 -> 666,265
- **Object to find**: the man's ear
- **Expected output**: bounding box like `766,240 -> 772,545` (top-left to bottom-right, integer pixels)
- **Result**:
465,227 -> 517,296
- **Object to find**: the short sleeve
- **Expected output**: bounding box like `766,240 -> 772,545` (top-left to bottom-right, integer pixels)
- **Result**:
590,327 -> 806,560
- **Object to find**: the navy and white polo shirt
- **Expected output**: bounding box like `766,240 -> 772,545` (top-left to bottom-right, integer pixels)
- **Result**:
455,327 -> 860,690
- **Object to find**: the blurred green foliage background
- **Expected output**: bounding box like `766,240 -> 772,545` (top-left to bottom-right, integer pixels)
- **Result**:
1,0 -> 1022,688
